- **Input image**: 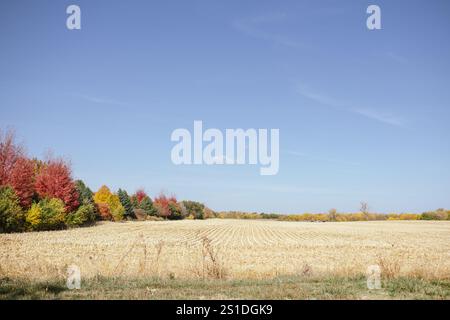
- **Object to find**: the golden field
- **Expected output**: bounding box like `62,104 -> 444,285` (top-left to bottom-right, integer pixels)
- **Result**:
1,219 -> 449,282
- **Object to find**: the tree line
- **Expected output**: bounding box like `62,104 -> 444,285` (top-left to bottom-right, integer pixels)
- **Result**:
0,130 -> 211,233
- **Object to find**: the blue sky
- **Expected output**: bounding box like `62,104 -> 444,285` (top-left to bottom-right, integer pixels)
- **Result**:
1,0 -> 449,213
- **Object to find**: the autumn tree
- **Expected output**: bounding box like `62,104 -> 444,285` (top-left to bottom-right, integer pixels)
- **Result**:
8,157 -> 35,208
182,200 -> 205,219
0,186 -> 24,233
0,130 -> 24,186
93,185 -> 124,221
35,158 -> 79,212
135,189 -> 147,204
154,193 -> 180,219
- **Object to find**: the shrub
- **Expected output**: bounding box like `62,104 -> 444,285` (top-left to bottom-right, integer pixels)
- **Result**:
65,203 -> 96,227
182,200 -> 205,219
26,198 -> 66,231
0,186 -> 24,233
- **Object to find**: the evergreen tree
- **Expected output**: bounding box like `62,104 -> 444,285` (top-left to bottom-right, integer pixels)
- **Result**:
118,188 -> 134,218
139,195 -> 156,216
74,180 -> 94,205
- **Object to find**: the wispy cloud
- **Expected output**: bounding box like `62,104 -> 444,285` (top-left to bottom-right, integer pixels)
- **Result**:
75,94 -> 128,106
296,85 -> 405,127
285,150 -> 361,166
384,52 -> 408,64
232,13 -> 308,49
352,108 -> 404,127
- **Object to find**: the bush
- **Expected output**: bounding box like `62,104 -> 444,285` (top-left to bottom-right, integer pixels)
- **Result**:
65,203 -> 96,227
26,198 -> 66,231
182,200 -> 205,219
0,186 -> 24,233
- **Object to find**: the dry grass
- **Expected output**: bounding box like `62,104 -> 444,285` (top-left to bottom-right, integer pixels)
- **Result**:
0,219 -> 449,282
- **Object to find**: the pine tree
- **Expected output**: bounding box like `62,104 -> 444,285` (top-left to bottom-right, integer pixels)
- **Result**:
74,180 -> 94,205
139,196 -> 156,216
118,189 -> 134,218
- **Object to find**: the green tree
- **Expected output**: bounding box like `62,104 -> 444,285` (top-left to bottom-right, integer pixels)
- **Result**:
182,200 -> 205,219
118,189 -> 134,218
74,180 -> 94,205
26,198 -> 66,231
0,186 -> 24,233
139,196 -> 156,216
167,202 -> 184,220
65,203 -> 96,227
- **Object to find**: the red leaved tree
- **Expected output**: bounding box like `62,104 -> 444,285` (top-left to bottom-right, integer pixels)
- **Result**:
8,157 -> 35,208
0,130 -> 24,186
35,158 -> 79,212
134,189 -> 147,204
154,193 -> 177,218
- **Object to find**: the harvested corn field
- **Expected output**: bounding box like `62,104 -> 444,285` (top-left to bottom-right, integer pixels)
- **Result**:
1,219 -> 449,281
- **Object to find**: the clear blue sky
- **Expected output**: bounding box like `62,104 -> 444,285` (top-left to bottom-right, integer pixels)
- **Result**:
1,0 -> 449,213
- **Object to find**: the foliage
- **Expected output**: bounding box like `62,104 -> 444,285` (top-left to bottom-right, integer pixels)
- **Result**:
65,203 -> 96,227
35,158 -> 79,212
181,200 -> 206,219
26,198 -> 66,231
0,186 -> 24,233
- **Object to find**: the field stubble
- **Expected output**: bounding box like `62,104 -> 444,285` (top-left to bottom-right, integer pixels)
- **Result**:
0,219 -> 449,282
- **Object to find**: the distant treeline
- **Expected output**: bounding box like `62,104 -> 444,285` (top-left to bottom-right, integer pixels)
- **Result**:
215,209 -> 450,222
